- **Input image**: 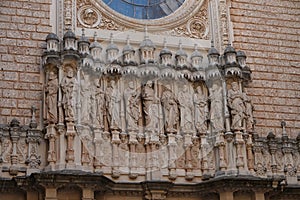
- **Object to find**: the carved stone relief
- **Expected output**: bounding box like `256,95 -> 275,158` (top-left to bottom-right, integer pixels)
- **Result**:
227,82 -> 245,131
61,65 -> 76,122
45,70 -> 59,124
161,85 -> 178,134
194,85 -> 209,135
76,0 -> 209,39
209,83 -> 224,133
40,30 -> 280,183
78,6 -> 101,28
0,113 -> 42,176
171,4 -> 209,39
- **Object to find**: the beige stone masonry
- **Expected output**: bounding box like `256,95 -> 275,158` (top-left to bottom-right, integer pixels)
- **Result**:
0,0 -> 52,125
230,0 -> 300,137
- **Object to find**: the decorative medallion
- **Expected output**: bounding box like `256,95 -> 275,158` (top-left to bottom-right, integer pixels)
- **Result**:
78,6 -> 102,28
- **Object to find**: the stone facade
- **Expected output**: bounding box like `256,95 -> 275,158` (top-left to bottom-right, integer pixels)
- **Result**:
230,0 -> 300,137
0,0 -> 300,200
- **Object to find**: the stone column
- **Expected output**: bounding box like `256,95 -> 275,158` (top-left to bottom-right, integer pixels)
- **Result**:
45,124 -> 57,170
246,134 -> 254,173
225,132 -> 236,173
9,119 -> 21,176
201,133 -> 210,178
235,131 -> 245,173
168,133 -> 177,180
151,142 -> 161,180
216,132 -> 226,173
129,132 -> 138,179
82,188 -> 94,200
111,130 -> 121,178
267,132 -> 277,176
184,133 -> 193,180
65,122 -> 76,169
219,191 -> 233,200
56,124 -> 66,170
93,129 -> 102,172
45,188 -> 57,200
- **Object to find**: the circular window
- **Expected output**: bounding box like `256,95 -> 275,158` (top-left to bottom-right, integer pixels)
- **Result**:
93,0 -> 205,30
102,0 -> 185,20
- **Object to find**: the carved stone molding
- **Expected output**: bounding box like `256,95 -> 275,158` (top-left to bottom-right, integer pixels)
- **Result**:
76,0 -> 209,39
77,6 -> 102,28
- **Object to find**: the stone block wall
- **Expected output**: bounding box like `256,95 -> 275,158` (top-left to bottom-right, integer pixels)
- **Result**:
230,0 -> 300,137
0,0 -> 52,125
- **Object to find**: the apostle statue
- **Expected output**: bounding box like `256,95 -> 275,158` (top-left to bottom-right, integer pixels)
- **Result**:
80,72 -> 91,124
227,82 -> 245,131
243,92 -> 254,132
193,86 -> 208,134
94,79 -> 105,129
124,81 -> 141,131
209,83 -> 224,133
161,85 -> 178,133
46,71 -> 58,124
61,66 -> 75,122
178,85 -> 194,133
141,80 -> 160,132
105,80 -> 121,130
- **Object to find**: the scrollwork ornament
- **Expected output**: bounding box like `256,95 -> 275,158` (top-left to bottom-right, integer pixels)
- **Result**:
187,19 -> 209,39
97,17 -> 122,31
78,6 -> 101,28
77,0 -> 92,7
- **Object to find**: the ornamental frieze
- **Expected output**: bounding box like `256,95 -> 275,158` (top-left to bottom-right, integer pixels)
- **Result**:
41,29 -> 256,182
1,29 -> 300,187
76,0 -> 209,39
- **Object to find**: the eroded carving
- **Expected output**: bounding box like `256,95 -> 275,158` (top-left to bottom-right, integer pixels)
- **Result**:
105,80 -> 121,131
45,71 -> 58,124
61,66 -> 76,122
227,82 -> 245,131
161,85 -> 178,134
194,85 -> 208,135
209,83 -> 224,133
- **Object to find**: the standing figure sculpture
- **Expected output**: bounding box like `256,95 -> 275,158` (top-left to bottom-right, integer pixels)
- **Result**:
46,71 -> 58,124
142,80 -> 160,133
193,86 -> 208,135
209,83 -> 224,133
80,72 -> 91,124
105,80 -> 121,130
178,85 -> 194,133
124,81 -> 140,131
161,85 -> 178,133
61,66 -> 75,122
243,92 -> 254,132
94,79 -> 105,129
227,82 -> 245,131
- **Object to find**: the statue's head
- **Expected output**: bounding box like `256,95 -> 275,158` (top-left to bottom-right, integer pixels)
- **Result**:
231,82 -> 239,91
49,71 -> 57,80
196,86 -> 202,94
110,80 -> 116,87
65,65 -> 74,78
146,80 -> 153,87
128,81 -> 134,89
